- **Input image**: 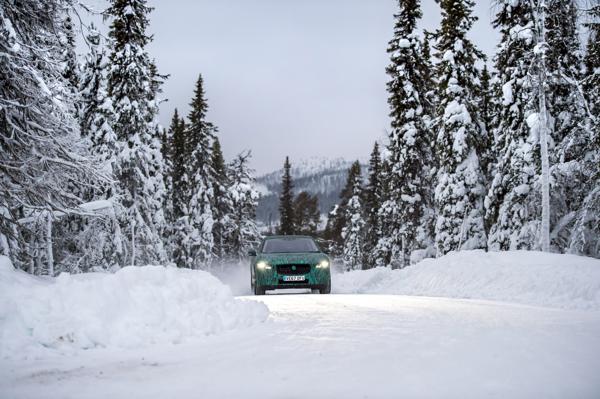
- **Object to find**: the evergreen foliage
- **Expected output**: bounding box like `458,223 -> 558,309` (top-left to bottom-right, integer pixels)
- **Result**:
342,161 -> 365,270
106,0 -> 167,266
278,157 -> 296,235
227,152 -> 261,261
324,161 -> 362,255
484,0 -> 538,251
210,137 -> 234,260
362,142 -> 383,266
432,0 -> 487,255
186,74 -> 216,268
376,0 -> 434,267
294,192 -> 320,235
0,0 -> 101,272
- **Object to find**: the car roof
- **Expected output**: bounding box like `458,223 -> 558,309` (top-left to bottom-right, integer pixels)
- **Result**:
262,235 -> 314,240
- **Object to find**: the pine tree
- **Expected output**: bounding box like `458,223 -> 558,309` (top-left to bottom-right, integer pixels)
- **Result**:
362,142 -> 383,266
294,192 -> 320,235
59,6 -> 80,116
228,152 -> 261,261
278,156 -> 295,235
0,0 -> 100,272
79,24 -> 118,181
342,161 -> 365,270
568,2 -> 600,258
376,0 -> 434,267
186,74 -> 216,269
106,0 -> 167,266
210,137 -> 234,260
161,111 -> 179,260
432,0 -> 487,255
485,0 -> 539,251
169,110 -> 190,267
545,0 -> 589,251
323,161 -> 362,255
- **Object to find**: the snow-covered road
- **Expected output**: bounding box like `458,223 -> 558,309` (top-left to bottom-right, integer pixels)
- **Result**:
2,294 -> 600,399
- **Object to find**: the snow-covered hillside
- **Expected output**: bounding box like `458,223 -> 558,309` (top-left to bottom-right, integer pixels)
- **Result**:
0,256 -> 268,358
255,156 -> 367,224
334,250 -> 600,310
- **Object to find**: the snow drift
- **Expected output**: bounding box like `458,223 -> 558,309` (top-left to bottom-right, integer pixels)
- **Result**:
0,256 -> 268,358
333,250 -> 600,310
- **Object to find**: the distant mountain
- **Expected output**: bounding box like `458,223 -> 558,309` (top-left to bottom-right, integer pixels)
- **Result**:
254,157 -> 366,227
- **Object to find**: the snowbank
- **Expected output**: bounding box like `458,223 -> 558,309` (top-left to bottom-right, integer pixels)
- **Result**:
333,250 -> 600,310
0,256 -> 268,358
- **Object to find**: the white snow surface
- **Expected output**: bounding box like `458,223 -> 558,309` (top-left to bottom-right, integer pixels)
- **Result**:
0,256 -> 268,358
2,294 -> 599,398
333,250 -> 600,310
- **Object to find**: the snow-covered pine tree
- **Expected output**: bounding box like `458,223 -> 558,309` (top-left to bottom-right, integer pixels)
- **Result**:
544,0 -> 589,251
362,142 -> 383,267
227,152 -> 261,261
79,24 -> 118,179
169,110 -> 193,267
106,0 -> 167,266
294,192 -> 320,235
568,2 -> 600,258
432,0 -> 487,255
278,156 -> 296,235
60,5 -> 80,107
210,137 -> 234,261
376,0 -> 434,267
342,161 -> 365,270
160,111 -> 178,260
186,74 -> 216,269
0,0 -> 100,272
484,0 -> 539,251
323,161 -> 362,256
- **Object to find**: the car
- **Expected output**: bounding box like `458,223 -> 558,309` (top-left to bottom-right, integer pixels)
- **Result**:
249,235 -> 331,295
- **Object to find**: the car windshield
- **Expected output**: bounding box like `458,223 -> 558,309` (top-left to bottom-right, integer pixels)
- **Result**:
262,238 -> 319,253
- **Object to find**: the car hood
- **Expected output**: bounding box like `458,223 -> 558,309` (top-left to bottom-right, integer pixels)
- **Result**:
257,252 -> 327,265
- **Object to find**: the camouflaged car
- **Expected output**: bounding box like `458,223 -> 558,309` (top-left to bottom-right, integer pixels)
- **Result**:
249,235 -> 331,295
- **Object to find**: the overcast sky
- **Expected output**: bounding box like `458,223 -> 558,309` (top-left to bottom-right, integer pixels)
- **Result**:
82,0 -> 499,174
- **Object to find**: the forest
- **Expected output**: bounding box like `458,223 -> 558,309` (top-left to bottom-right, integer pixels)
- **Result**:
1,0 -> 599,276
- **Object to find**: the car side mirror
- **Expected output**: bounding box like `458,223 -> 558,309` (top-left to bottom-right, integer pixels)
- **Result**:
248,249 -> 257,257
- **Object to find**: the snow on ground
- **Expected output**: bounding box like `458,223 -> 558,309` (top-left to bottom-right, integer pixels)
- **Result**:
333,250 -> 600,310
0,256 -> 268,359
2,251 -> 600,398
2,294 -> 599,398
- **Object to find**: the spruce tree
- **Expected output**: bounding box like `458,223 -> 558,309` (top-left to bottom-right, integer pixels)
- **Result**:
546,1 -> 587,250
323,161 -> 362,254
363,142 -> 383,267
376,0 -> 434,267
568,2 -> 600,258
432,0 -> 487,255
294,192 -> 320,235
342,161 -> 365,270
106,0 -> 167,266
278,156 -> 295,235
210,137 -> 234,260
485,0 -> 539,250
186,74 -> 216,269
79,24 -> 117,182
228,152 -> 261,261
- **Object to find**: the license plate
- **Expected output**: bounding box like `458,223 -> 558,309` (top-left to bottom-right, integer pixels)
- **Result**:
283,275 -> 305,282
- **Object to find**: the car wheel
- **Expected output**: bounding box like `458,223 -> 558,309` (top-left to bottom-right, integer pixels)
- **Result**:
320,281 -> 331,294
254,284 -> 265,296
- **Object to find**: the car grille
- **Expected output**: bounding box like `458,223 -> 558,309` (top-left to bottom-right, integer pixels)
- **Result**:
277,264 -> 311,275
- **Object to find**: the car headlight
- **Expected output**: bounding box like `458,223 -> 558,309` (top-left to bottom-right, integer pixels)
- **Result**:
317,260 -> 330,268
256,261 -> 271,270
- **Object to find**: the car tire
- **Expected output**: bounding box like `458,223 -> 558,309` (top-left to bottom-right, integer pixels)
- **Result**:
320,281 -> 331,294
254,284 -> 265,296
